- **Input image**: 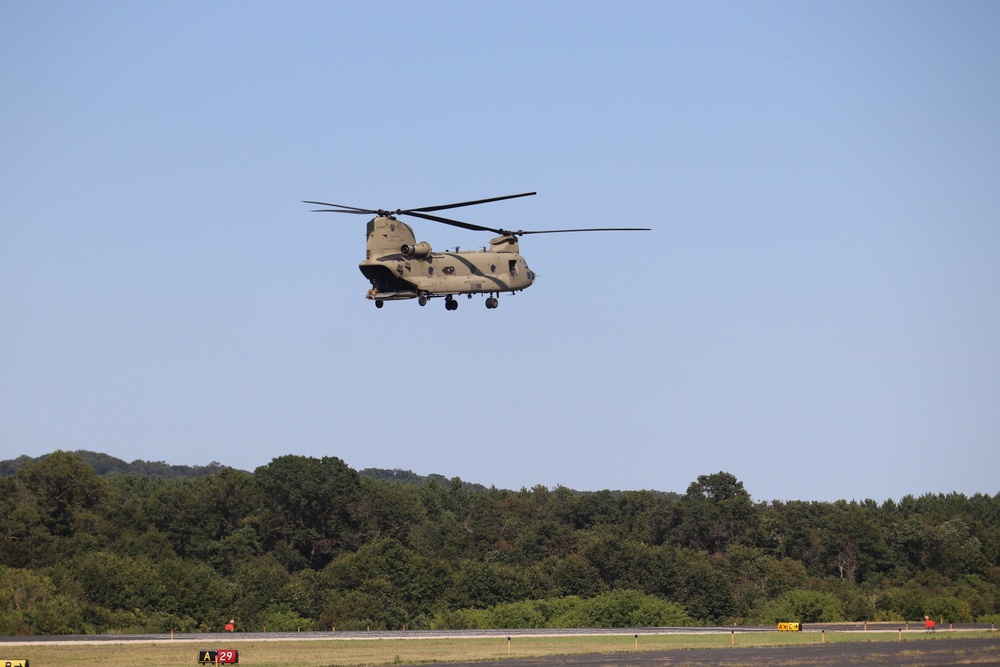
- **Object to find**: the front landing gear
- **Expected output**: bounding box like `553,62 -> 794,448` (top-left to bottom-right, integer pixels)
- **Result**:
485,296 -> 499,309
445,296 -> 458,311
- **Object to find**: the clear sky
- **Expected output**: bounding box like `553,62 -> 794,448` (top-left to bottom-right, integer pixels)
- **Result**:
3,1 -> 998,503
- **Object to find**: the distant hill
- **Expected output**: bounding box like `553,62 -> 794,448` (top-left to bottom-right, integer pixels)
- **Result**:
1,452 -> 671,497
0,451 -> 492,490
358,467 -> 490,492
0,450 -> 230,480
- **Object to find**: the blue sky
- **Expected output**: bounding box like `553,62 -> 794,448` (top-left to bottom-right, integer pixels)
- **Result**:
2,1 -> 998,502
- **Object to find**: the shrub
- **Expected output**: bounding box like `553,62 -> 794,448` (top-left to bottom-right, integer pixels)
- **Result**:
756,590 -> 844,624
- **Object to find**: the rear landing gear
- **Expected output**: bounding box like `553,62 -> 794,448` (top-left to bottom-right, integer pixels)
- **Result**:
375,300 -> 384,309
418,294 -> 428,306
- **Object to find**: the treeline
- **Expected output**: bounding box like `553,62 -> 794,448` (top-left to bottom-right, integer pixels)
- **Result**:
1,451 -> 998,635
0,451 -> 227,480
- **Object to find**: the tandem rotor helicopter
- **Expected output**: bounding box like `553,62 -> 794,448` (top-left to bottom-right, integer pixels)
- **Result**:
303,192 -> 649,311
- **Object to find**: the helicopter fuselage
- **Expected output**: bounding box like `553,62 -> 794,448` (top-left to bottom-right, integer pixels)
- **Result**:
360,215 -> 534,306
304,192 -> 647,311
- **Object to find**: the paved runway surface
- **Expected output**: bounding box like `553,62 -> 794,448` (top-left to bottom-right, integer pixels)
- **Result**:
448,637 -> 1000,667
2,627 -> 997,665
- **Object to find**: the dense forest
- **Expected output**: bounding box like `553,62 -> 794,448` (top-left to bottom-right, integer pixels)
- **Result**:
1,450 -> 998,635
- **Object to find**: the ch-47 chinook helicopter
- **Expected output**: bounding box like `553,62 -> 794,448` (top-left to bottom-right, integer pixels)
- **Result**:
304,192 -> 649,311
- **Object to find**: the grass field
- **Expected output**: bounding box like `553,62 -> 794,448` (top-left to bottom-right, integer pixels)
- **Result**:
3,631 -> 997,667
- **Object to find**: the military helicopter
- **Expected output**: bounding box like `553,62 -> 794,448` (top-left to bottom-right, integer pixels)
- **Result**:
304,192 -> 649,310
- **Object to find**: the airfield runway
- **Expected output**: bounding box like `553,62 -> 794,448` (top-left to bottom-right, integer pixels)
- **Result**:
2,627 -> 997,666
462,637 -> 1000,666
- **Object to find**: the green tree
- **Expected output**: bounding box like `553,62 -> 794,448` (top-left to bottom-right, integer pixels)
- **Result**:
229,555 -> 291,629
0,566 -> 57,633
674,547 -> 734,623
677,472 -> 756,554
351,476 -> 427,544
581,532 -> 648,590
253,455 -> 361,569
821,501 -> 890,583
322,538 -> 447,625
153,557 -> 232,625
9,451 -> 112,565
19,451 -> 110,537
70,551 -> 164,611
447,560 -> 532,609
531,555 -> 605,598
0,475 -> 54,568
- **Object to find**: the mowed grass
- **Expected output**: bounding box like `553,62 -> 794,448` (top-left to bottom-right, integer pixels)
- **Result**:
6,631 -> 997,667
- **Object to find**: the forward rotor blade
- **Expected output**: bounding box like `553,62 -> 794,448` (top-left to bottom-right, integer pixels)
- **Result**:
404,210 -> 505,235
404,192 -> 536,214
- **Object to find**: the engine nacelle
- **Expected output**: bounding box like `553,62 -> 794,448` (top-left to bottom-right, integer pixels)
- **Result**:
400,241 -> 432,258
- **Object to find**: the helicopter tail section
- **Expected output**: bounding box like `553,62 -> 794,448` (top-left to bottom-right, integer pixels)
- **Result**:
359,262 -> 418,300
366,216 -> 416,259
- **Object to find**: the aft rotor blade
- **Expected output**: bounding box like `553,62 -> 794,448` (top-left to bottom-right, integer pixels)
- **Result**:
404,192 -> 536,214
404,210 -> 505,235
302,201 -> 377,214
516,227 -> 651,235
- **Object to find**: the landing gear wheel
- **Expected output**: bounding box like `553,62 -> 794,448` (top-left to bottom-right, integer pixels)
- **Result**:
485,297 -> 499,309
445,297 -> 458,311
375,300 -> 384,309
418,295 -> 428,307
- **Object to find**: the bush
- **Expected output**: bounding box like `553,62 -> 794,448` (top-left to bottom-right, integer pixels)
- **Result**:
552,590 -> 693,628
430,607 -> 488,630
257,607 -> 314,632
486,600 -> 545,628
923,595 -> 972,623
755,590 -> 844,624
